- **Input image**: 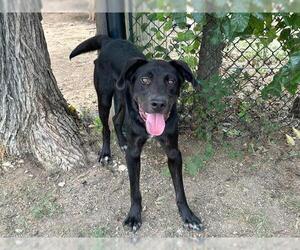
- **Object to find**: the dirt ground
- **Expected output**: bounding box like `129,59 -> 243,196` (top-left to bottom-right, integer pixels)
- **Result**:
0,13 -> 300,238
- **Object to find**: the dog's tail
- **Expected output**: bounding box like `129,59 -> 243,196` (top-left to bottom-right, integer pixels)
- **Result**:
69,35 -> 111,60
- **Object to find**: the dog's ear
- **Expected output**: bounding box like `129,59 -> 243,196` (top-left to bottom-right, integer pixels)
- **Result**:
116,57 -> 148,90
169,60 -> 201,91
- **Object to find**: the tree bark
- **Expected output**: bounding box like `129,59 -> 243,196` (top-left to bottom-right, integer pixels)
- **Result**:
0,13 -> 87,171
197,14 -> 225,80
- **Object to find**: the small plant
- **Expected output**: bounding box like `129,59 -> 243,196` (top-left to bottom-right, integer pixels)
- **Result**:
228,148 -> 244,160
249,164 -> 259,172
161,166 -> 171,177
246,212 -> 271,237
185,143 -> 215,176
193,72 -> 243,139
203,143 -> 215,160
93,117 -> 103,132
223,142 -> 244,160
92,227 -> 107,238
185,155 -> 205,176
31,194 -> 62,219
261,118 -> 280,136
238,101 -> 253,124
78,227 -> 107,238
284,196 -> 300,213
224,128 -> 242,138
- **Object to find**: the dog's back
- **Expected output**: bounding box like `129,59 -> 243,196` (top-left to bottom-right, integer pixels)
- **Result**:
70,35 -> 145,72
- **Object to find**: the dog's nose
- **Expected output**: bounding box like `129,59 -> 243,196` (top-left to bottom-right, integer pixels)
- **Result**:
150,97 -> 167,112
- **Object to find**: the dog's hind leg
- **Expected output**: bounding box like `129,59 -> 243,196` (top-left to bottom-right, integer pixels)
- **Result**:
97,92 -> 113,164
94,62 -> 114,164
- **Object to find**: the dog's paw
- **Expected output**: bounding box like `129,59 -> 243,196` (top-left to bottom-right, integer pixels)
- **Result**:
99,156 -> 111,165
98,154 -> 111,165
182,212 -> 204,231
98,146 -> 112,165
124,213 -> 142,233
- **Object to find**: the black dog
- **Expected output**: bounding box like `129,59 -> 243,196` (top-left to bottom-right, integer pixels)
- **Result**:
70,35 -> 203,232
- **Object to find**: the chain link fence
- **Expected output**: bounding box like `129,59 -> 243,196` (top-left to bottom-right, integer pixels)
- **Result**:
127,13 -> 300,138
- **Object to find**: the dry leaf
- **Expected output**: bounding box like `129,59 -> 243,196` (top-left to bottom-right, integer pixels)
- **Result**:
286,134 -> 296,146
292,127 -> 300,139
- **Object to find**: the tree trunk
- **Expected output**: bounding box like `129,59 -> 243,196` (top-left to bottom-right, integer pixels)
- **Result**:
0,13 -> 87,171
197,14 -> 225,80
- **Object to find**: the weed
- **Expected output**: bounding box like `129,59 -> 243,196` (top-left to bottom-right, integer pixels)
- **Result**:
249,164 -> 258,172
93,117 -> 103,132
288,150 -> 300,159
261,118 -> 280,136
284,196 -> 300,213
223,142 -> 244,160
224,128 -> 242,138
185,155 -> 205,176
161,167 -> 171,177
203,143 -> 215,160
185,143 -> 214,176
31,194 -> 62,219
238,101 -> 253,124
245,212 -> 271,237
92,227 -> 107,238
228,148 -> 244,160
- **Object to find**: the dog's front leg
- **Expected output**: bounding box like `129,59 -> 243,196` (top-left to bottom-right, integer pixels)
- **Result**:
163,134 -> 204,231
123,135 -> 147,232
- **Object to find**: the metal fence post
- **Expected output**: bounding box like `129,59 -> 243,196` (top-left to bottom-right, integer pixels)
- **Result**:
105,0 -> 126,39
105,1 -> 127,113
106,13 -> 126,39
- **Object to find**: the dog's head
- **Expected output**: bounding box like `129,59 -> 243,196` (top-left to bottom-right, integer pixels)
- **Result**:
116,58 -> 200,137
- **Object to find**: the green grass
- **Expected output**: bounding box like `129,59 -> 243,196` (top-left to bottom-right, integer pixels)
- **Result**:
224,128 -> 242,138
78,227 -> 107,239
161,166 -> 171,177
245,212 -> 271,237
228,148 -> 244,160
249,164 -> 259,172
288,150 -> 300,159
93,117 -> 103,132
284,196 -> 300,213
31,194 -> 62,219
184,143 -> 215,176
92,227 -> 107,238
223,142 -> 244,160
185,155 -> 205,176
261,118 -> 280,136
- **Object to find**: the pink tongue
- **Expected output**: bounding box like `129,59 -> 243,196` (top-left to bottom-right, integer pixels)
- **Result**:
145,113 -> 166,137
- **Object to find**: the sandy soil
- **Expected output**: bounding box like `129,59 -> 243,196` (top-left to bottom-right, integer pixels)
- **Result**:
0,13 -> 299,238
43,13 -> 98,114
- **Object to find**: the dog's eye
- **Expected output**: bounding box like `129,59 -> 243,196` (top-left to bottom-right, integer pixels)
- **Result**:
140,77 -> 151,85
168,79 -> 175,85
